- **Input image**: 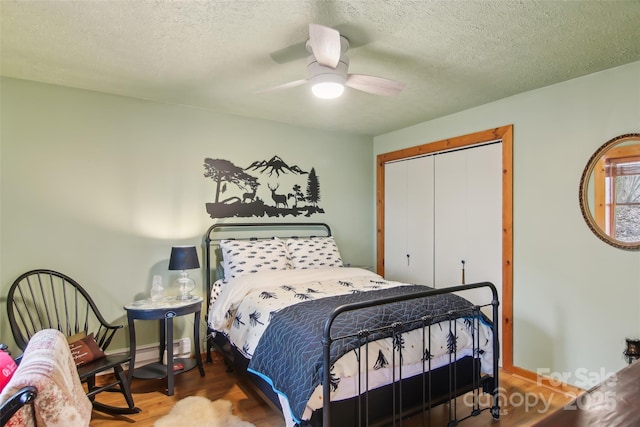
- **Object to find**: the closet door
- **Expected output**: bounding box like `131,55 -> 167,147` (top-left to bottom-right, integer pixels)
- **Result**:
384,160 -> 408,281
433,143 -> 502,306
384,156 -> 434,284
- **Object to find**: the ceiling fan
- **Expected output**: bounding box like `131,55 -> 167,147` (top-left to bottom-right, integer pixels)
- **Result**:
258,24 -> 406,99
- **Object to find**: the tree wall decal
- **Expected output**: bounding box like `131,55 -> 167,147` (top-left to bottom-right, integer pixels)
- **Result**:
204,158 -> 256,204
306,168 -> 321,207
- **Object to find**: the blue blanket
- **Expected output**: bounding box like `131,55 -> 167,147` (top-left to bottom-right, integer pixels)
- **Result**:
247,284 -> 484,422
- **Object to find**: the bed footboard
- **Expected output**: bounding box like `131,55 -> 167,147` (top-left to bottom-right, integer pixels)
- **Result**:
212,332 -> 488,427
321,281 -> 501,427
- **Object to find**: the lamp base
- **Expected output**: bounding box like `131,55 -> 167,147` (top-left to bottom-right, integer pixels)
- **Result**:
175,271 -> 196,301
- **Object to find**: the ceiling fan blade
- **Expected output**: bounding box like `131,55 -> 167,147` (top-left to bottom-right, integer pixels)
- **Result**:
269,23 -> 368,64
333,23 -> 371,50
255,79 -> 308,94
346,74 -> 406,96
269,42 -> 308,64
309,23 -> 341,68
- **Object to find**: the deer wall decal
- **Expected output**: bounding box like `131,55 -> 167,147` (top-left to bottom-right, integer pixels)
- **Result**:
242,186 -> 257,203
268,183 -> 288,208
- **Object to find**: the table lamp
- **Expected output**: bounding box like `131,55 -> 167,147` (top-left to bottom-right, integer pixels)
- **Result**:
624,337 -> 640,364
168,246 -> 200,300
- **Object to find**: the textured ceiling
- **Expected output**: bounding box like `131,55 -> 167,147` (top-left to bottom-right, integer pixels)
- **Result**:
2,1 -> 640,137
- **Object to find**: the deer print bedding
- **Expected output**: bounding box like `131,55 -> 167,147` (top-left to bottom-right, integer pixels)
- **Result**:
208,267 -> 494,426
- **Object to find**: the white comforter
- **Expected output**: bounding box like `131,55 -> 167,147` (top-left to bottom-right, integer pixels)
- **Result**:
210,267 -> 395,358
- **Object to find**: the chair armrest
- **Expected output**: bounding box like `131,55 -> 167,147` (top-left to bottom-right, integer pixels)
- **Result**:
0,386 -> 37,426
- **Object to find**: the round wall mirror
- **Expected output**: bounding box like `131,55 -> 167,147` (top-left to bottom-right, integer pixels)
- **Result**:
579,133 -> 640,250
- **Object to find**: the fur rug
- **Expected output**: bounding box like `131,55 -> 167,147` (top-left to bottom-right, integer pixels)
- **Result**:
154,396 -> 256,427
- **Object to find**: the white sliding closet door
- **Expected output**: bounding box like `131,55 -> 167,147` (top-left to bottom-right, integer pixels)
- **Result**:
384,156 -> 434,284
434,143 -> 502,312
384,160 -> 408,281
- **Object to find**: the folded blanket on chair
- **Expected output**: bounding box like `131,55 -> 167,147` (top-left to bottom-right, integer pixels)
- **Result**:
0,329 -> 92,427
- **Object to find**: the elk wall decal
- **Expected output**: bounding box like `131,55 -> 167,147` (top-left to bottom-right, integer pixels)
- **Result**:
268,183 -> 288,208
204,155 -> 324,218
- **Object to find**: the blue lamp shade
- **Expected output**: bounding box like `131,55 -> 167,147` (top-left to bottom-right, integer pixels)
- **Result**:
168,246 -> 200,271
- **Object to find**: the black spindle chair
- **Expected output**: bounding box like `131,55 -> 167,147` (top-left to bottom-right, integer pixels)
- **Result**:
7,269 -> 140,415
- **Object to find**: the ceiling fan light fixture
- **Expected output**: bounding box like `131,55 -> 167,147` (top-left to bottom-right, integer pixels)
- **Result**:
310,73 -> 345,99
261,24 -> 403,98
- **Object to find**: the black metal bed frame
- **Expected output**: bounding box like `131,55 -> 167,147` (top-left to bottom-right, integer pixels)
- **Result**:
203,222 -> 500,426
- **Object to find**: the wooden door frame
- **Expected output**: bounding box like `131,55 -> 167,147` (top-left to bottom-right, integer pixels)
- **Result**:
376,125 -> 514,371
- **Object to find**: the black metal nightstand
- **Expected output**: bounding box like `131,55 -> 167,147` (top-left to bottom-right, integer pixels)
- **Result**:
124,296 -> 205,395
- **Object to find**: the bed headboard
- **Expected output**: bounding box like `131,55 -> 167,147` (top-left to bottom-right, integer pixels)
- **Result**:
203,222 -> 332,304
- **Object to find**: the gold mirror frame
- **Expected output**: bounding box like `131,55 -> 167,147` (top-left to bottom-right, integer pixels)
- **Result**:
579,133 -> 640,250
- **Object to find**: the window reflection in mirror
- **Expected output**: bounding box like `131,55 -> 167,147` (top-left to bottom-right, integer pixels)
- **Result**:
594,143 -> 640,242
580,133 -> 640,250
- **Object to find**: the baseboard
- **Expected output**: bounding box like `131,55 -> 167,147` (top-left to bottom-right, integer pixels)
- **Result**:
103,337 -> 191,375
510,365 -> 584,396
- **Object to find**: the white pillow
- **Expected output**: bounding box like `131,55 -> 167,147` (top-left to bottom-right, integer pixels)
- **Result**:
219,238 -> 290,281
209,279 -> 224,306
286,236 -> 344,269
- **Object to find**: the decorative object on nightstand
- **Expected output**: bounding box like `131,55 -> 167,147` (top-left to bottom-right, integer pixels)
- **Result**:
150,274 -> 165,302
169,246 -> 200,300
624,337 -> 640,364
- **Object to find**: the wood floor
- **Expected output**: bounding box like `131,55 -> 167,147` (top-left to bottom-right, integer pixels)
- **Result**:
89,353 -> 574,427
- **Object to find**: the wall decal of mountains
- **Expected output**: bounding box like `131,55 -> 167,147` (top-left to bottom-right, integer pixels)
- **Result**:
245,155 -> 308,177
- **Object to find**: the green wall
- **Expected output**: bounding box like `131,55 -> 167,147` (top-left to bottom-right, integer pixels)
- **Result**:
0,77 -> 374,352
374,61 -> 640,387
